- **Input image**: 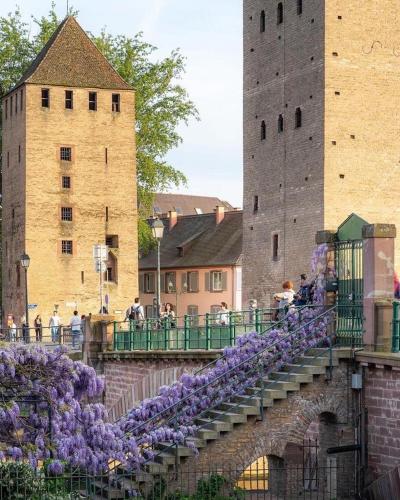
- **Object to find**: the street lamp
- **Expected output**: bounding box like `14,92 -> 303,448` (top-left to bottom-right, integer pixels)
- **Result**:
20,253 -> 30,331
151,219 -> 164,317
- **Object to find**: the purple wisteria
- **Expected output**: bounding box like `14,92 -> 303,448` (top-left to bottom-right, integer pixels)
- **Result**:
0,245 -> 332,474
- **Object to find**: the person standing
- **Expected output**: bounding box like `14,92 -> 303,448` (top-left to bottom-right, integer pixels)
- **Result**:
69,310 -> 81,349
294,274 -> 312,306
126,298 -> 145,330
49,311 -> 61,343
217,302 -> 230,326
34,315 -> 42,342
9,317 -> 17,342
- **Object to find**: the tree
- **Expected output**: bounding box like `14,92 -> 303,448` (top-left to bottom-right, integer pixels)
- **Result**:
0,2 -> 199,252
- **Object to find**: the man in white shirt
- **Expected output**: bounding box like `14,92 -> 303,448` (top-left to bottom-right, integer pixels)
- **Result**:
49,311 -> 61,343
69,310 -> 81,349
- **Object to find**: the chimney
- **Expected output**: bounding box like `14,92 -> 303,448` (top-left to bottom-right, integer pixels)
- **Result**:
215,205 -> 225,225
168,210 -> 178,230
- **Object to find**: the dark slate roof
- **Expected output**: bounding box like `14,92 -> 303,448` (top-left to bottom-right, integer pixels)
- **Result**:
10,16 -> 132,93
140,211 -> 243,270
152,193 -> 234,217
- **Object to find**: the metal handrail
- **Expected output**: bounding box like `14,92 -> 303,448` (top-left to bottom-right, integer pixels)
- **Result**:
123,304 -> 333,436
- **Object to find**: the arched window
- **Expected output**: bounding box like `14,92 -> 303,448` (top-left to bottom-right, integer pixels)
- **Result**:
260,10 -> 266,32
297,0 -> 303,15
278,114 -> 284,133
295,107 -> 302,128
261,120 -> 266,140
277,3 -> 283,24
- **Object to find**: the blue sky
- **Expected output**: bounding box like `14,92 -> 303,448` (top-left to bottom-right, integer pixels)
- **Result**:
1,1 -> 243,207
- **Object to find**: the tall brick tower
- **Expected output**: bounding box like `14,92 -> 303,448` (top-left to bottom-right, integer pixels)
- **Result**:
2,16 -> 138,326
243,1 -> 400,306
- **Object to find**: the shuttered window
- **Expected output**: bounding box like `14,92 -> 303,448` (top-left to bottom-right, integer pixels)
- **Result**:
165,272 -> 176,293
205,271 -> 228,292
182,271 -> 199,293
144,272 -> 155,293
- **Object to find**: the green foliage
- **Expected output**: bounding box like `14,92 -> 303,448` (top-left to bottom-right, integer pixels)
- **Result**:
0,2 -> 199,252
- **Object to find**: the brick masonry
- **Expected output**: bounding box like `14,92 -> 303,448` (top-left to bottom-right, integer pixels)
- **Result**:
243,0 -> 400,307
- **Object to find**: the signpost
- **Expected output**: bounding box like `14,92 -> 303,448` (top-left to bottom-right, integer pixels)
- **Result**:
93,244 -> 108,314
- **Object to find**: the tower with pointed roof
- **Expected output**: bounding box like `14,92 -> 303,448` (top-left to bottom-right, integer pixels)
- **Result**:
2,16 -> 138,325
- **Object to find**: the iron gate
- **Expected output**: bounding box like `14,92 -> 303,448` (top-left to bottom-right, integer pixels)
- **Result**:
334,240 -> 364,346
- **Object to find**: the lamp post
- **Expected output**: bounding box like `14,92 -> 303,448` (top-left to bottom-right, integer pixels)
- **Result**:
20,253 -> 30,331
151,219 -> 164,318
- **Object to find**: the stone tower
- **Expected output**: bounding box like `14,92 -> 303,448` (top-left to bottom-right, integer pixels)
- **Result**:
243,0 -> 400,306
2,16 -> 138,326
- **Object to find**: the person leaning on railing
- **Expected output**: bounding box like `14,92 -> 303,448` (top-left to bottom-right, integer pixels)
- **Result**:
160,303 -> 176,328
273,281 -> 296,320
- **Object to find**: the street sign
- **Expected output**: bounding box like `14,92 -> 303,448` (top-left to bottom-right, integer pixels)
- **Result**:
94,261 -> 107,273
28,304 -> 38,310
93,244 -> 108,261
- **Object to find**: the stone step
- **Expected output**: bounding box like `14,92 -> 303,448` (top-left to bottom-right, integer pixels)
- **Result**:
219,402 -> 260,415
246,387 -> 287,400
269,371 -> 313,384
283,363 -> 326,375
207,409 -> 248,424
155,443 -> 195,458
262,380 -> 300,392
196,428 -> 220,441
307,348 -> 337,357
196,417 -> 232,432
154,451 -> 178,465
186,437 -> 207,448
297,355 -> 338,367
92,480 -> 124,499
145,461 -> 168,474
234,394 -> 274,408
116,477 -> 140,494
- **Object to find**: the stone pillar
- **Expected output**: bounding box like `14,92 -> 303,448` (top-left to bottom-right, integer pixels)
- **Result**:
83,314 -> 115,371
363,224 -> 396,351
315,230 -> 337,305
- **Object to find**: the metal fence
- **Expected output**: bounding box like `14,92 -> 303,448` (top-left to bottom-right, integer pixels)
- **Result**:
0,462 -> 357,499
0,325 -> 83,351
392,301 -> 400,353
112,307 -> 317,351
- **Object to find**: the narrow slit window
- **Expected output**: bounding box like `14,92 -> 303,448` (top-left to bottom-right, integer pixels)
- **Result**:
5,99 -> 8,119
15,93 -> 18,114
106,206 -> 109,222
295,107 -> 302,128
297,0 -> 303,15
65,90 -> 73,109
42,89 -> 50,108
261,120 -> 266,140
20,89 -> 23,111
278,114 -> 284,133
89,92 -> 97,111
112,94 -> 120,112
273,234 -> 279,261
10,96 -> 13,116
81,271 -> 85,284
105,147 -> 108,164
18,145 -> 21,163
260,10 -> 266,32
253,195 -> 259,212
277,3 -> 283,24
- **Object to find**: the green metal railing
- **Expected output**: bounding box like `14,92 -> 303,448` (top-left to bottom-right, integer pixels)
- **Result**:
392,301 -> 400,353
113,308 -> 278,351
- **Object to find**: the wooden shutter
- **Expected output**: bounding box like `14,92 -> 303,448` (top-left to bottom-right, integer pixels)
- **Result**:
181,272 -> 187,292
222,271 -> 228,291
205,272 -> 210,292
139,273 -> 144,293
191,272 -> 199,292
160,273 -> 165,293
149,273 -> 155,293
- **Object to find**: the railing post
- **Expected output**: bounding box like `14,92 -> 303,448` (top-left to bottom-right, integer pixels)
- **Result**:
146,319 -> 150,351
184,315 -> 189,350
229,311 -> 234,346
392,302 -> 400,353
256,308 -> 261,333
205,313 -> 210,350
259,364 -> 264,421
113,321 -> 117,351
164,318 -> 169,350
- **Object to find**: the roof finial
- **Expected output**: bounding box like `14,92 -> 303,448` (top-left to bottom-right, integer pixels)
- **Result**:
66,0 -> 69,16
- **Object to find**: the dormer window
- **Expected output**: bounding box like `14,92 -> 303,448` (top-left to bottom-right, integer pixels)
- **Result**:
42,89 -> 50,108
112,93 -> 120,112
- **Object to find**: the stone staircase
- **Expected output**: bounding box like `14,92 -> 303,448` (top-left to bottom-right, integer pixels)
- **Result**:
85,347 -> 347,499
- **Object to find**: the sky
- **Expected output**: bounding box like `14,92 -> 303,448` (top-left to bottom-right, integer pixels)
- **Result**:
0,0 -> 243,207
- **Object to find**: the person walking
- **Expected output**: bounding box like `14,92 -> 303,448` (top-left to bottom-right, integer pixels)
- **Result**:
126,298 -> 145,330
34,315 -> 42,342
49,311 -> 61,343
69,310 -> 82,349
217,302 -> 230,326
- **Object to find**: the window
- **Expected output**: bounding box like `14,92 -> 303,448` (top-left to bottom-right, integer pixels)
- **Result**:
18,145 -> 21,163
20,89 -> 23,111
16,264 -> 20,288
61,240 -> 73,254
65,90 -> 73,109
253,195 -> 259,212
260,10 -> 266,32
273,234 -> 279,261
10,96 -> 13,116
112,93 -> 120,112
106,206 -> 109,222
277,3 -> 283,24
105,235 -> 119,248
61,207 -> 73,221
7,152 -> 9,167
182,271 -> 199,293
12,208 -> 15,219
194,208 -> 203,215
175,207 -> 183,215
187,305 -> 199,326
165,272 -> 176,293
15,93 -> 18,114
106,267 -> 113,282
211,271 -> 223,292
60,147 -> 72,161
144,273 -> 155,293
89,92 -> 97,111
261,120 -> 266,140
81,271 -> 85,284
278,114 -> 284,133
145,305 -> 154,318
105,147 -> 108,164
62,176 -> 71,189
42,89 -> 50,108
297,0 -> 303,15
295,107 -> 302,128
5,99 -> 8,119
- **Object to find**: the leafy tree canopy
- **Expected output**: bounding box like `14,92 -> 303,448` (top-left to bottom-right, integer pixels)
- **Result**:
0,2 -> 199,252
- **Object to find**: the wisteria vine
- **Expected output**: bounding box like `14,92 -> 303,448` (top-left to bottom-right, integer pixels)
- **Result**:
0,245 -> 331,475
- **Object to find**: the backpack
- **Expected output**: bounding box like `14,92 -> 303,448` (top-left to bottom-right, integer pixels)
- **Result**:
128,305 -> 142,321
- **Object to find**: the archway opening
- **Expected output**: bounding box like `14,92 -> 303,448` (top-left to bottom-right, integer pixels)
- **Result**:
236,456 -> 269,491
